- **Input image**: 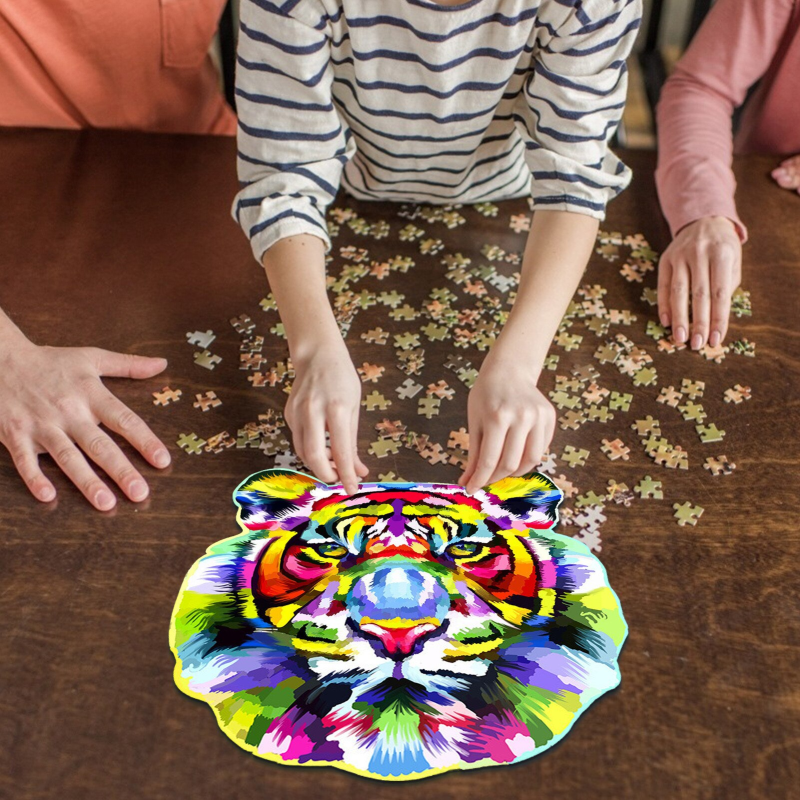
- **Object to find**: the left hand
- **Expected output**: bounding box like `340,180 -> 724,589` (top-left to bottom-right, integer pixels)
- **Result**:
458,351 -> 556,495
771,155 -> 800,193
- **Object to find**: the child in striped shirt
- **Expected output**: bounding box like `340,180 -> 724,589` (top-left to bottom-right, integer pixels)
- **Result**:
233,0 -> 642,495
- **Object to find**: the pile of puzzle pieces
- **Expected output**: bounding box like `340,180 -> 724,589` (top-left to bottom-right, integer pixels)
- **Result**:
154,198 -> 757,552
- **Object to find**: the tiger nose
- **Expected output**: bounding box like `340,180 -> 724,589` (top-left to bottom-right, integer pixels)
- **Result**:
359,617 -> 440,656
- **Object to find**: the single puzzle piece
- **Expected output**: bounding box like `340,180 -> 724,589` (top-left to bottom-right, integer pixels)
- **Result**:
561,445 -> 590,468
186,329 -> 215,348
699,342 -> 729,363
572,527 -> 602,553
230,314 -> 255,335
396,378 -> 424,399
696,423 -> 725,443
656,386 -> 682,407
194,350 -> 222,370
679,401 -> 707,423
608,391 -> 633,412
368,438 -> 402,458
634,475 -> 663,500
575,491 -> 607,508
177,433 -> 206,455
631,416 -> 661,437
153,386 -> 182,406
724,384 -> 752,404
703,455 -> 736,476
418,395 -> 442,419
672,502 -> 704,527
363,391 -> 391,411
361,327 -> 389,345
600,438 -> 631,461
193,391 -> 221,412
447,427 -> 470,451
681,378 -> 705,399
358,362 -> 385,383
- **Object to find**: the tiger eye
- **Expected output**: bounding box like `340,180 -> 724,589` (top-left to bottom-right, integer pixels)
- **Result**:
448,541 -> 481,557
314,542 -> 348,558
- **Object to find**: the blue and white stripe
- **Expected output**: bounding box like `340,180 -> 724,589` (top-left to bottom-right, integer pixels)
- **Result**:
233,0 -> 642,263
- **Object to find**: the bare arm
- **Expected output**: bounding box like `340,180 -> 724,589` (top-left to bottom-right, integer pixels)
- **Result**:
262,234 -> 367,494
460,210 -> 598,493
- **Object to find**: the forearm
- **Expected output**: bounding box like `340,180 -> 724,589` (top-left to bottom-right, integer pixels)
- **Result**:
655,76 -> 745,241
491,209 -> 598,374
261,234 -> 344,364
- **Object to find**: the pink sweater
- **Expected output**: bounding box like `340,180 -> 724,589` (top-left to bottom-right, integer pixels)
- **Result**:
655,0 -> 800,243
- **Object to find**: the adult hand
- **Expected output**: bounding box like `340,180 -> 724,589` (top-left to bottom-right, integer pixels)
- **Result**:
657,216 -> 742,350
771,154 -> 800,193
458,351 -> 556,495
284,341 -> 368,495
0,334 -> 171,509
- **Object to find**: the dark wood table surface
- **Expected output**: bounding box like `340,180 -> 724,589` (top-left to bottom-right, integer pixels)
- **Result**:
0,129 -> 798,800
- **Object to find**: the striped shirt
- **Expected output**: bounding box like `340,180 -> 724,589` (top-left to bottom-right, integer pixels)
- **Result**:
233,0 -> 642,264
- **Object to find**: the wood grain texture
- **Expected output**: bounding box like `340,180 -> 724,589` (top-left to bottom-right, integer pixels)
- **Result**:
0,129 -> 798,800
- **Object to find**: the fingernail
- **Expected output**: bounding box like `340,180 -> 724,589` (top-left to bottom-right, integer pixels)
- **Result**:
130,479 -> 148,501
709,330 -> 720,347
154,449 -> 170,468
96,489 -> 115,509
675,326 -> 686,343
660,313 -> 670,327
691,333 -> 702,350
40,486 -> 56,502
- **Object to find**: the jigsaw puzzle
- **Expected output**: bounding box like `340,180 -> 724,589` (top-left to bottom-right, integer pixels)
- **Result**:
169,469 -> 626,780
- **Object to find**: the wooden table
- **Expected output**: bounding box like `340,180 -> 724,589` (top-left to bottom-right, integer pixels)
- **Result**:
1,129 -> 798,800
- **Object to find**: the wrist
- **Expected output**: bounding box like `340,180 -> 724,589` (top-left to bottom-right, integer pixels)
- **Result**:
289,328 -> 348,368
485,339 -> 544,382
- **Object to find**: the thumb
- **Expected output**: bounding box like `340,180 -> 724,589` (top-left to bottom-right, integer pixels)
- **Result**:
89,348 -> 168,379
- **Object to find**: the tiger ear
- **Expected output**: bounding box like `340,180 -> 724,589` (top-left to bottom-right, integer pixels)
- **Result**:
233,469 -> 325,525
481,471 -> 563,530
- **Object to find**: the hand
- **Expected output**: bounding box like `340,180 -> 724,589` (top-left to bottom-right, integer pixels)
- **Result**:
771,155 -> 800,193
0,335 -> 171,509
657,216 -> 742,350
458,352 -> 556,495
284,341 -> 368,495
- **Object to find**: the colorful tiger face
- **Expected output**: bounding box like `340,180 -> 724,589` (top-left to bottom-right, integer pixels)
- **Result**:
170,469 -> 626,781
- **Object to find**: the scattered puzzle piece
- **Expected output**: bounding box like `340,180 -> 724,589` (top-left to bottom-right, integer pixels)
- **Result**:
153,387 -> 182,406
193,391 -> 221,412
672,502 -> 704,527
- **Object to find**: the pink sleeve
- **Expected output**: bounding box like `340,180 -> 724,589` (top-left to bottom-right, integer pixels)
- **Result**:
655,0 -> 796,243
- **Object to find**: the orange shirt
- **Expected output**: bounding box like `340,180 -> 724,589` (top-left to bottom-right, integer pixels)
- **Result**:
0,0 -> 236,135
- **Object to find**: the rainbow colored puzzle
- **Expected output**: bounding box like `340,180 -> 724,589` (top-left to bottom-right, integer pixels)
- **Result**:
169,469 -> 627,780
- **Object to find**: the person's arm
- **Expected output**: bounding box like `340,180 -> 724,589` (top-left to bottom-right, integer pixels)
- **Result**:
655,0 -> 796,349
233,1 -> 366,493
460,0 -> 642,493
261,235 -> 367,495
0,308 -> 170,509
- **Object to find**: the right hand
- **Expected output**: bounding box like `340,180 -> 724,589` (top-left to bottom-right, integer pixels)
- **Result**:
657,216 -> 742,350
0,334 -> 171,510
284,341 -> 368,495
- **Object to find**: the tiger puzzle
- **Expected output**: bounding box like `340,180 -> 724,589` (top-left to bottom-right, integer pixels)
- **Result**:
169,468 -> 626,780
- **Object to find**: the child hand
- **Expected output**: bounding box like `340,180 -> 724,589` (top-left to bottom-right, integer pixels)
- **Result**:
657,216 -> 741,350
458,353 -> 556,495
0,336 -> 171,509
284,342 -> 368,495
771,155 -> 800,193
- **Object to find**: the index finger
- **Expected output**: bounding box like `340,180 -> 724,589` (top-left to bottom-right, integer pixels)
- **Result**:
464,422 -> 507,495
328,407 -> 359,495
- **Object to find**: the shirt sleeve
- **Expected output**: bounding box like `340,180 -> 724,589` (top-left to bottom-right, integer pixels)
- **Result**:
655,0 -> 796,244
232,0 -> 355,264
514,0 -> 642,219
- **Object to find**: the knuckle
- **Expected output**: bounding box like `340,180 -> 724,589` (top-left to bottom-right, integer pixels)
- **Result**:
86,434 -> 110,458
115,408 -> 140,433
54,444 -> 77,467
0,415 -> 29,442
692,285 -> 708,300
54,395 -> 80,416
